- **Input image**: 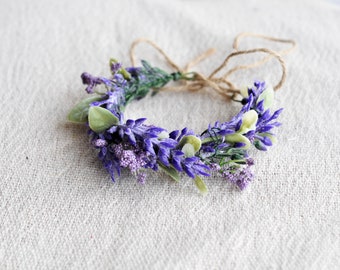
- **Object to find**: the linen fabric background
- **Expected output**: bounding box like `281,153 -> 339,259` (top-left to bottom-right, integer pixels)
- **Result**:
1,0 -> 339,269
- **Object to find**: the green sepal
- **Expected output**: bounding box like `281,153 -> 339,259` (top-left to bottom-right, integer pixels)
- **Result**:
194,176 -> 208,195
159,163 -> 180,182
88,106 -> 119,133
178,135 -> 202,153
226,133 -> 251,149
67,96 -> 103,123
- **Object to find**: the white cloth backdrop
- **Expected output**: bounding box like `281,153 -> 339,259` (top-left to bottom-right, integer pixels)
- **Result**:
1,0 -> 339,269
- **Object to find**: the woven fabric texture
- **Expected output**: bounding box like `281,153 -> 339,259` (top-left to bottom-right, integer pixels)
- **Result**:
0,0 -> 339,269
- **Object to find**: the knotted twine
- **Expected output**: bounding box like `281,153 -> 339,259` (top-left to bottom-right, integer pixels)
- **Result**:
129,32 -> 296,100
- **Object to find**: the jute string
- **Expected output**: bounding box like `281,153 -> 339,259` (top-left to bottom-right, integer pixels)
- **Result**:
130,33 -> 296,100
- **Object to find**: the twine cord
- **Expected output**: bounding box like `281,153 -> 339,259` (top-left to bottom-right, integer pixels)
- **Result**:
129,33 -> 296,99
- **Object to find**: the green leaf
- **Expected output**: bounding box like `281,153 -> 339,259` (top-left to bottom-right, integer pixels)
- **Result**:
67,96 -> 103,123
159,163 -> 180,182
257,86 -> 274,110
141,60 -> 153,72
226,133 -> 251,149
230,159 -> 247,165
238,110 -> 258,134
119,68 -> 131,80
182,143 -> 195,157
88,106 -> 119,133
178,135 -> 202,153
194,176 -> 208,195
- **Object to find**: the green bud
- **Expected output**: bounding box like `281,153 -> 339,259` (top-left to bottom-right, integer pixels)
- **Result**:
88,106 -> 119,133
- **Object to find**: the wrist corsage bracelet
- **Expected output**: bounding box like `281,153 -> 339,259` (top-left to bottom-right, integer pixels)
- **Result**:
68,33 -> 296,193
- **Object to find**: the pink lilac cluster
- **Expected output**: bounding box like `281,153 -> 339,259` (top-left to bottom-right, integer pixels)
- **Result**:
222,167 -> 254,190
111,143 -> 147,172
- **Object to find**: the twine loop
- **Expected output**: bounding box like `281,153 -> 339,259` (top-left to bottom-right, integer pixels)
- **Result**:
130,33 -> 296,100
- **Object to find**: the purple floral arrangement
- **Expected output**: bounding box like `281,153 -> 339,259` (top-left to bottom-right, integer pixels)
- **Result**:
68,59 -> 283,193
